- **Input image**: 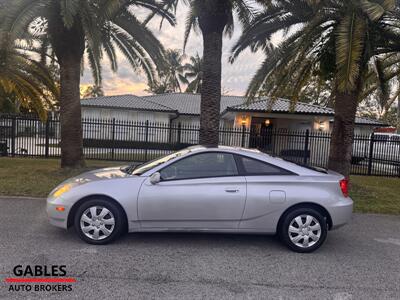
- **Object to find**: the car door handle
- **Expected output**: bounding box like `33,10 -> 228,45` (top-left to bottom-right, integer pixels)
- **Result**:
225,188 -> 239,193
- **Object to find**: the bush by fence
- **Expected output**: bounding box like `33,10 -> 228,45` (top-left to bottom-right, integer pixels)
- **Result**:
0,114 -> 399,177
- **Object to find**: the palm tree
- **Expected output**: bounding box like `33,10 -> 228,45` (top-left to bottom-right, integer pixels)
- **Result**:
0,0 -> 174,168
81,85 -> 104,99
146,49 -> 188,94
146,81 -> 171,94
231,0 -> 400,177
0,35 -> 59,120
163,49 -> 188,92
153,0 -> 260,145
184,53 -> 203,93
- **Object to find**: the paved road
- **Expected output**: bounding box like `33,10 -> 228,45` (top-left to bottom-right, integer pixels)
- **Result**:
0,197 -> 400,299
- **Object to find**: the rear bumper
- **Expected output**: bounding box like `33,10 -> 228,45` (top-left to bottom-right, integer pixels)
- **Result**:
327,197 -> 353,230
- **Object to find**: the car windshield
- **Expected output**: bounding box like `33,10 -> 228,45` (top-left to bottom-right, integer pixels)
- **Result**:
130,149 -> 191,175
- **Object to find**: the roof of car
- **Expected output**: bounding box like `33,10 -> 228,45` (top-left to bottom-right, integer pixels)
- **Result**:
186,145 -> 262,153
180,146 -> 331,176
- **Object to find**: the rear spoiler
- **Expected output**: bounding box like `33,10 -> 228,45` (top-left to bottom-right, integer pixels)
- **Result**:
327,169 -> 345,179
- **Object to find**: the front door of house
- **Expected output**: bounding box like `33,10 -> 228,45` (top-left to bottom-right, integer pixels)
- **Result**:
249,117 -> 274,150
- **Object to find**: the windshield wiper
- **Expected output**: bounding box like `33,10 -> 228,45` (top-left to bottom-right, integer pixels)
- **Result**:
120,163 -> 140,174
120,165 -> 131,174
124,163 -> 144,174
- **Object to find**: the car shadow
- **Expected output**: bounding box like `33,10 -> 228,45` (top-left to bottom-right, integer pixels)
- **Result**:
48,224 -> 348,254
44,220 -> 285,252
117,231 -> 285,250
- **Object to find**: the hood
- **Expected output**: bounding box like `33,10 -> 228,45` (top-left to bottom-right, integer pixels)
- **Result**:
49,166 -> 134,197
67,166 -> 135,186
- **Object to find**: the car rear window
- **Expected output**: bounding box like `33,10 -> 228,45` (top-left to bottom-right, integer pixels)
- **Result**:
236,156 -> 294,176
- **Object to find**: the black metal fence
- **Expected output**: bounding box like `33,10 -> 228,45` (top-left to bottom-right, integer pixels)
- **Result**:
1,114 -> 399,177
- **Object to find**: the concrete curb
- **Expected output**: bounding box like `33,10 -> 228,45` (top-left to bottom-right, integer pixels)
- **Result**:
0,195 -> 45,201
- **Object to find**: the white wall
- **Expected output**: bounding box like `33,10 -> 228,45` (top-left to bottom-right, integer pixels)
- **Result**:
354,125 -> 376,136
82,107 -> 171,123
81,107 -> 173,141
80,107 -> 378,144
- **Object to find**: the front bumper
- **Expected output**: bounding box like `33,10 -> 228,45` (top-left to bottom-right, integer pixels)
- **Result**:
46,197 -> 71,229
328,197 -> 354,230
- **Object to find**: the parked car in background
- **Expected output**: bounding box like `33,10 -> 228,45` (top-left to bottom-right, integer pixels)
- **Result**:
47,146 -> 353,253
352,132 -> 400,165
374,133 -> 400,145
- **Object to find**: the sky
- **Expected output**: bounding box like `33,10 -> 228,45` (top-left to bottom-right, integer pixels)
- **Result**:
81,3 -> 267,97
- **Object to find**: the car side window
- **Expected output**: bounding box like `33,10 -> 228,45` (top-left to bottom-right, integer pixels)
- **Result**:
237,156 -> 292,176
160,152 -> 238,181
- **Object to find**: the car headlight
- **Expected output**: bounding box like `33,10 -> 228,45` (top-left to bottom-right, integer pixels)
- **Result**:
52,183 -> 74,198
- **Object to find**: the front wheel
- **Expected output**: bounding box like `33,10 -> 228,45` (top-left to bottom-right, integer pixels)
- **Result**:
74,199 -> 125,245
279,207 -> 328,253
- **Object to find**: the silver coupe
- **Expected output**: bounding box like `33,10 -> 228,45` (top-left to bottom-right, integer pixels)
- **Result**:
47,146 -> 353,253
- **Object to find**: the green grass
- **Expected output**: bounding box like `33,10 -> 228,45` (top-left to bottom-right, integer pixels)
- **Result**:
0,158 -> 399,215
350,176 -> 400,215
0,157 -> 123,197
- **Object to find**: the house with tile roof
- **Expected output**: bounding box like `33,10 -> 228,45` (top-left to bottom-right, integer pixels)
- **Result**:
81,93 -> 387,137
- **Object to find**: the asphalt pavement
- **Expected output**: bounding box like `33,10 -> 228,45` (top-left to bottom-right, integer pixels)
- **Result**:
0,197 -> 399,299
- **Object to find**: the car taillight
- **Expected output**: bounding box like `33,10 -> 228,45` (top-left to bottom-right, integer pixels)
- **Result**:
339,178 -> 349,197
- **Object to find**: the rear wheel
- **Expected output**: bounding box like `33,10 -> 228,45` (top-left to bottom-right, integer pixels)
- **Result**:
74,199 -> 125,245
279,207 -> 328,253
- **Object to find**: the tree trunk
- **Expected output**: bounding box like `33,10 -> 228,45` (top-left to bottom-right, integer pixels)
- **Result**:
397,76 -> 400,133
328,90 -> 359,178
59,54 -> 85,168
49,17 -> 85,168
196,1 -> 230,146
199,30 -> 223,145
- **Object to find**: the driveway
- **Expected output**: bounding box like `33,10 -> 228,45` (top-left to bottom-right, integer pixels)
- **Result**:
0,197 -> 399,299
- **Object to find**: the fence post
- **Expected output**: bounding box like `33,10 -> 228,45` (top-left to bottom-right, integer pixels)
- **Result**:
367,133 -> 375,176
303,129 -> 310,165
168,122 -> 173,144
177,122 -> 182,148
144,120 -> 149,161
111,118 -> 116,161
45,114 -> 50,157
11,116 -> 16,157
241,125 -> 246,147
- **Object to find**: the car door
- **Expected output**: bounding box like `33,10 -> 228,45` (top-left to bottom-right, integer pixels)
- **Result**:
138,152 -> 246,229
235,155 -> 296,231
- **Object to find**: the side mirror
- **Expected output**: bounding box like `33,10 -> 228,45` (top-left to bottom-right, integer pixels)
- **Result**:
149,172 -> 161,185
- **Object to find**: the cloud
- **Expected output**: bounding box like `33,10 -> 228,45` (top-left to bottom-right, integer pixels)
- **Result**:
83,3 -> 266,97
103,78 -> 148,96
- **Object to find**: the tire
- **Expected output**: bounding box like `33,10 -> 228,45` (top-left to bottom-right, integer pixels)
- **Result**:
74,198 -> 125,245
279,207 -> 328,253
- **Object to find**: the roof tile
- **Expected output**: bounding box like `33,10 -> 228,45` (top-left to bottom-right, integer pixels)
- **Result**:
81,94 -> 176,113
143,93 -> 244,115
81,93 -> 386,126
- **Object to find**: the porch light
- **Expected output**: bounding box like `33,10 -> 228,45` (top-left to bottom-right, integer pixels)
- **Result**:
241,115 -> 247,126
265,119 -> 271,126
319,121 -> 325,131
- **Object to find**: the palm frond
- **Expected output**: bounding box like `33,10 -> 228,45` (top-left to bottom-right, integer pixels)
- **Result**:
335,12 -> 366,92
60,0 -> 80,29
360,0 -> 385,21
